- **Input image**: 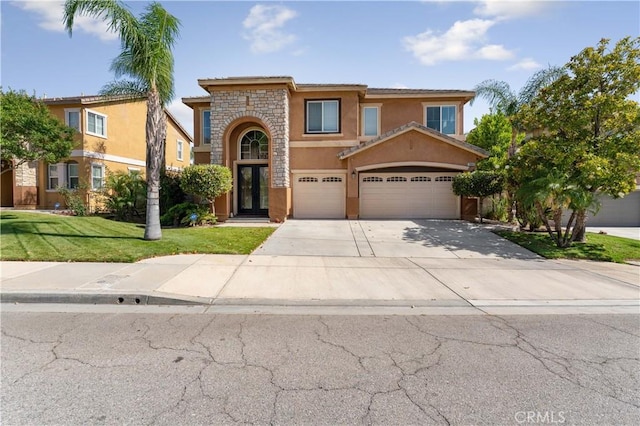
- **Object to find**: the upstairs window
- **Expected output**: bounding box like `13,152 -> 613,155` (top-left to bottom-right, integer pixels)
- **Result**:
306,100 -> 339,133
202,110 -> 211,144
86,110 -> 107,137
362,106 -> 379,137
65,109 -> 81,132
425,105 -> 456,135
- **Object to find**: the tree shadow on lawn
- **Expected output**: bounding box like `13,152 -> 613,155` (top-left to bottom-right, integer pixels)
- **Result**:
402,219 -> 540,260
2,224 -> 145,241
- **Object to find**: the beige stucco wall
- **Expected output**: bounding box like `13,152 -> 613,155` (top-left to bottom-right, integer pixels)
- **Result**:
36,99 -> 192,211
289,91 -> 360,140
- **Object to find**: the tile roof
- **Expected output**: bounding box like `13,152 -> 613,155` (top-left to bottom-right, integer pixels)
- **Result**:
41,94 -> 146,105
338,121 -> 489,159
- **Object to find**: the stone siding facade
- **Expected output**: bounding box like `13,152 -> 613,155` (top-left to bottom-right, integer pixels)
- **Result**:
209,88 -> 290,187
14,161 -> 37,187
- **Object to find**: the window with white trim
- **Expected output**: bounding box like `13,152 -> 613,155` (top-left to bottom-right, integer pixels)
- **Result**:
65,109 -> 81,132
202,110 -> 211,144
67,162 -> 79,189
362,106 -> 379,136
306,100 -> 339,133
91,164 -> 105,190
47,164 -> 59,189
177,140 -> 184,161
86,110 -> 107,137
425,105 -> 456,135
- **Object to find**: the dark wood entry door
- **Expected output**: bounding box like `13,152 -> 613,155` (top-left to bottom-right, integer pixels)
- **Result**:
238,165 -> 269,216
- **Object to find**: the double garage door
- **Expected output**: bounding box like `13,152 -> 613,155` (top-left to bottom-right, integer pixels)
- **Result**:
293,172 -> 460,219
360,172 -> 460,219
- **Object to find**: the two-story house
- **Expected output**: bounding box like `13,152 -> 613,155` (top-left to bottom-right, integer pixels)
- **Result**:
183,76 -> 488,222
1,95 -> 193,211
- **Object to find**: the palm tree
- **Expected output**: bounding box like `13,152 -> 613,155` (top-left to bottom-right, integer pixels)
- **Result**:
63,0 -> 180,240
471,67 -> 565,222
471,67 -> 565,157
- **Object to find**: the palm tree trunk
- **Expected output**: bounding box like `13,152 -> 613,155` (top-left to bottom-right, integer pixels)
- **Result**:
144,90 -> 166,241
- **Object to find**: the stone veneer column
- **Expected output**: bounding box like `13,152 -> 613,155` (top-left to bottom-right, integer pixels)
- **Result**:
209,88 -> 290,188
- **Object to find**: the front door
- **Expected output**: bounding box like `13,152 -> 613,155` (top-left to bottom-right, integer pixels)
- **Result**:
238,165 -> 269,216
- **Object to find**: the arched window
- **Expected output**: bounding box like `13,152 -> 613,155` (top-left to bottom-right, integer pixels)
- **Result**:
240,130 -> 268,160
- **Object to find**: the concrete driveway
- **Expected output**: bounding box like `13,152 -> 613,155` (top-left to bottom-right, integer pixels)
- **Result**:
253,219 -> 539,259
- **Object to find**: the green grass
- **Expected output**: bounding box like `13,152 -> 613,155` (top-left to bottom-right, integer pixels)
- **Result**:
496,230 -> 640,263
0,211 -> 275,263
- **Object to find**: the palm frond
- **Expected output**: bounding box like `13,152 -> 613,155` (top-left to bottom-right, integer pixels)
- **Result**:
64,0 -> 140,47
471,79 -> 517,115
518,66 -> 567,105
99,80 -> 148,100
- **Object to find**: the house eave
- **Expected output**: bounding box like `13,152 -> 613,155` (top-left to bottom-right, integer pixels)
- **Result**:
198,76 -> 297,92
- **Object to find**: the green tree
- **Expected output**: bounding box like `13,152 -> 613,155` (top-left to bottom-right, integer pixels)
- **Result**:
466,112 -> 513,170
471,67 -> 565,222
179,165 -> 233,217
516,37 -> 640,247
472,66 -> 565,157
452,171 -> 505,223
0,89 -> 75,174
63,0 -> 180,241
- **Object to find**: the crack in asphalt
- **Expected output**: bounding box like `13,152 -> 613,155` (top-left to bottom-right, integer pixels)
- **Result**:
2,313 -> 638,425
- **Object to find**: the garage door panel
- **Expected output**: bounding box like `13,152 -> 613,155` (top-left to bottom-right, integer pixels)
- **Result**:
294,174 -> 346,219
588,191 -> 640,226
360,172 -> 459,219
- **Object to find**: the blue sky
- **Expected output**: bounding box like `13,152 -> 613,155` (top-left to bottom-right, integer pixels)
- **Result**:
2,1 -> 639,136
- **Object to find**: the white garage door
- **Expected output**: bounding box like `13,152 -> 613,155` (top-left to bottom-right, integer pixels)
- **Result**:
293,173 -> 346,219
360,172 -> 459,219
588,190 -> 640,226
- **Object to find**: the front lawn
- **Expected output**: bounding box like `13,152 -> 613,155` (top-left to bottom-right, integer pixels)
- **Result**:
496,230 -> 640,263
0,211 -> 275,263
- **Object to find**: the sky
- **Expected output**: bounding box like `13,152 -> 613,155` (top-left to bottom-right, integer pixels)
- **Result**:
2,0 -> 639,137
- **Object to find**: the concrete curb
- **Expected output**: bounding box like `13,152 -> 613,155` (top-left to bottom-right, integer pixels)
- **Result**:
0,292 -> 213,306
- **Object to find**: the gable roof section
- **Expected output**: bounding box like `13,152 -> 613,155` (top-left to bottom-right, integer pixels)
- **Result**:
164,108 -> 193,142
338,121 -> 489,160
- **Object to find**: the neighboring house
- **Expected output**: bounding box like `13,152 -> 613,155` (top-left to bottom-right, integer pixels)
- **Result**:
183,76 -> 488,222
1,95 -> 192,211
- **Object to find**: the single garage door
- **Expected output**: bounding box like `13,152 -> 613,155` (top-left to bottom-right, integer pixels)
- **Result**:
588,190 -> 640,226
293,173 -> 346,219
360,172 -> 459,219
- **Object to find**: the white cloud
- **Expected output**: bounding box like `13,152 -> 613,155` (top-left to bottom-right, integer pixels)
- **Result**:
507,57 -> 542,71
403,19 -> 513,66
391,83 -> 409,89
242,5 -> 297,54
12,0 -> 117,41
477,44 -> 513,60
473,0 -> 549,20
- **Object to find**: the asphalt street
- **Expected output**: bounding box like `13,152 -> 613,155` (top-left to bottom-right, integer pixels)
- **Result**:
2,310 -> 639,425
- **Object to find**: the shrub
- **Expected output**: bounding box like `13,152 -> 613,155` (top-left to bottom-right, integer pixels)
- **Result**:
103,171 -> 147,221
159,170 -> 186,215
180,165 -> 233,216
160,202 -> 216,227
57,185 -> 88,216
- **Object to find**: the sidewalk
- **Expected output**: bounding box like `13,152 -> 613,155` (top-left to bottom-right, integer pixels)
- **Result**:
1,253 -> 638,315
